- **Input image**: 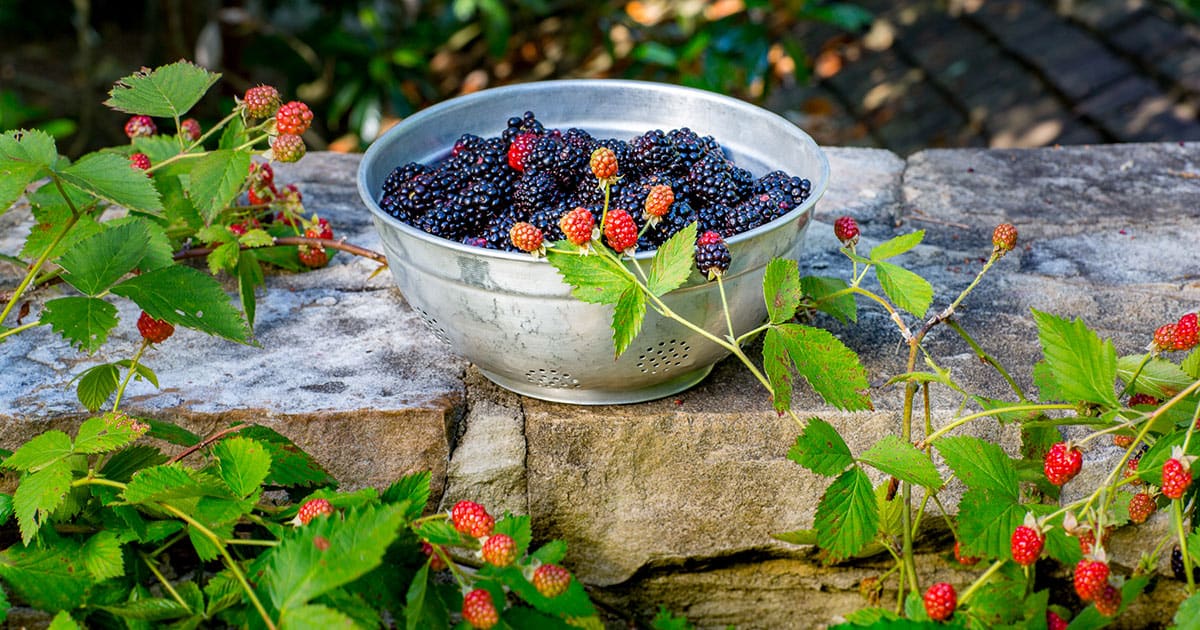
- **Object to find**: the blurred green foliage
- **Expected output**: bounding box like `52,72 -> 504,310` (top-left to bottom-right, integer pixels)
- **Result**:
1,0 -> 871,154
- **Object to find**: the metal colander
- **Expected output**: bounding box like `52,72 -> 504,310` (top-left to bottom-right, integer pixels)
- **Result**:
357,80 -> 829,404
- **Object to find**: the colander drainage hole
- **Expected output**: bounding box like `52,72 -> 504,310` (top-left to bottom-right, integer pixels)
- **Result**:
636,339 -> 691,374
525,368 -> 581,389
414,308 -> 451,346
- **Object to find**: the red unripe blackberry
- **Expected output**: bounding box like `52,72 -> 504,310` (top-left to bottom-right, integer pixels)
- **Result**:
992,223 -> 1018,254
507,132 -> 538,172
589,146 -> 618,180
180,118 -> 202,142
953,540 -> 979,566
461,589 -> 499,629
922,582 -> 956,622
136,311 -> 174,344
1010,524 -> 1044,566
559,207 -> 596,247
451,500 -> 495,538
643,184 -> 674,219
1094,583 -> 1121,617
275,101 -> 314,136
1128,492 -> 1155,524
306,216 -> 333,241
1047,611 -> 1068,630
509,221 -> 544,253
833,216 -> 859,246
129,153 -> 151,172
298,245 -> 328,268
1128,393 -> 1160,408
1043,442 -> 1083,486
296,498 -> 334,525
1112,433 -> 1134,448
602,209 -> 638,254
421,542 -> 448,571
694,230 -> 731,281
1154,324 -> 1178,351
124,115 -> 157,138
532,563 -> 571,598
1073,558 -> 1110,601
271,134 -> 306,163
1162,457 -> 1193,500
481,534 -> 518,567
244,85 -> 282,119
1175,313 -> 1198,351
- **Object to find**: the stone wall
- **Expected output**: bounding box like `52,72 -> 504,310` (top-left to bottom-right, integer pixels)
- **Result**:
3,145 -> 1199,628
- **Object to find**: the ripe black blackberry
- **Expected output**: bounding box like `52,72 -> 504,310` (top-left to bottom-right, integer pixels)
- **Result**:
729,165 -> 754,201
382,162 -> 429,198
753,171 -> 812,208
686,152 -> 740,207
630,129 -> 680,174
526,132 -> 589,190
694,233 -> 731,279
698,203 -> 733,236
452,136 -> 517,196
729,195 -> 773,234
512,171 -> 563,218
1172,546 -> 1200,581
529,202 -> 568,243
416,180 -> 500,240
646,199 -> 697,246
387,165 -> 464,226
482,209 -> 526,251
667,128 -> 719,174
501,111 -> 545,143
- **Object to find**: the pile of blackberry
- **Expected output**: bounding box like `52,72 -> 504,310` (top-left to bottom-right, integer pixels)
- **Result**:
378,111 -> 812,252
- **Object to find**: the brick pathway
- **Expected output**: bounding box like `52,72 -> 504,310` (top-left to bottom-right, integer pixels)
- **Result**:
766,0 -> 1200,154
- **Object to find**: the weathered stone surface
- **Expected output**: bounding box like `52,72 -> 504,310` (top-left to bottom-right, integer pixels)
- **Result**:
0,152 -> 467,495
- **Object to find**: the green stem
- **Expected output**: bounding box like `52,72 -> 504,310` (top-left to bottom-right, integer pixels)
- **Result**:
1119,352 -> 1154,399
958,559 -> 1005,605
0,207 -> 80,325
923,404 -> 1077,444
142,553 -> 191,613
72,476 -> 126,490
431,543 -> 471,589
411,513 -> 449,527
1175,499 -> 1195,595
943,319 -> 1026,401
185,110 -> 238,153
716,274 -> 736,342
225,538 -> 278,548
161,503 -> 276,630
734,322 -> 772,346
0,320 -> 42,341
143,150 -> 207,173
234,134 -> 270,152
149,531 -> 187,558
111,339 -> 150,412
935,254 -> 997,326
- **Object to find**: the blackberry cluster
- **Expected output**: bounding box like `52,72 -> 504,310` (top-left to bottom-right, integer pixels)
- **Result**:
378,111 -> 812,251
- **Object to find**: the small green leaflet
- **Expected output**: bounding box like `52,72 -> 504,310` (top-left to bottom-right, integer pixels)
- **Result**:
212,437 -> 272,498
770,528 -> 818,545
858,436 -> 943,490
40,297 -> 118,354
800,276 -> 857,323
186,149 -> 252,224
404,562 -> 450,630
237,252 -> 265,328
814,467 -> 878,563
110,264 -> 250,343
76,363 -> 120,412
279,604 -> 357,629
80,530 -> 124,580
381,471 -> 431,522
955,487 -> 1024,560
494,513 -> 534,557
1183,349 -> 1200,379
104,61 -> 221,118
934,436 -> 1019,498
0,542 -> 92,611
235,425 -> 336,488
787,417 -> 854,476
1116,354 -> 1194,399
612,285 -> 646,358
763,323 -> 872,412
3,430 -> 73,472
74,414 -> 144,454
239,228 -> 275,248
763,258 -> 803,324
546,250 -> 632,304
0,494 -> 12,527
646,222 -> 697,296
47,611 -> 81,630
1031,310 -> 1118,408
13,460 -> 73,544
869,230 -> 924,261
57,152 -> 163,215
99,598 -> 192,622
0,129 -> 56,214
123,464 -> 210,504
531,539 -> 568,565
874,261 -> 932,318
20,194 -> 103,262
875,482 -> 903,538
1174,592 -> 1200,630
58,221 -> 150,296
207,240 -> 240,275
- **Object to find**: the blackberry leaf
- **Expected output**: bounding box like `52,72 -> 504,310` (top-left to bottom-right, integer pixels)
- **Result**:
869,230 -> 924,261
58,221 -> 151,296
859,436 -> 943,490
934,436 -> 1020,498
212,437 -> 272,498
763,323 -> 872,412
646,222 -> 697,296
104,61 -> 221,119
13,460 -> 73,544
814,467 -> 878,563
787,417 -> 854,476
110,265 -> 250,343
185,149 -> 252,224
40,297 -> 118,354
874,261 -> 933,319
763,258 -> 803,324
612,285 -> 646,358
58,152 -> 163,216
1031,310 -> 1119,408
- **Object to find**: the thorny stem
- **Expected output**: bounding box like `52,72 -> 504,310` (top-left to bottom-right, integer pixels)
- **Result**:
175,237 -> 389,266
142,553 -> 191,614
160,503 -> 276,630
111,339 -> 150,412
167,423 -> 250,464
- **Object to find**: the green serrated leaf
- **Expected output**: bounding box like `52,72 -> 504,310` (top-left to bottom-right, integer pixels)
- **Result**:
58,152 -> 163,215
488,563 -> 597,619
869,230 -> 924,261
107,215 -> 175,270
279,604 -> 358,629
1031,310 -> 1119,407
186,150 -> 252,224
495,513 -> 533,557
787,417 -> 854,476
763,258 -> 803,324
875,483 -> 903,538
268,504 -> 407,613
58,221 -> 150,296
381,471 -> 430,522
646,222 -> 697,296
100,597 -> 192,621
763,324 -> 873,412
1183,349 -> 1200,380
47,611 -> 81,630
0,494 -> 13,527
1174,592 -> 1200,630
531,539 -> 568,565
156,174 -> 204,231
935,436 -> 1019,497
800,275 -> 857,324
132,135 -> 189,164
76,363 -> 120,412
0,129 -> 56,214
20,193 -> 103,262
546,250 -> 633,304
404,561 -> 449,630
100,445 -> 168,483
956,488 -> 1024,561
207,240 -> 240,275
770,528 -> 818,545
859,436 -> 942,490
110,264 -> 249,343
143,418 -> 200,447
237,251 -> 265,329
38,297 -> 117,354
239,228 -> 275,248
815,467 -> 878,563
13,460 -> 73,544
104,61 -> 220,118
612,284 -> 646,358
74,414 -> 144,454
123,464 -> 211,504
3,430 -> 73,472
212,437 -> 272,498
415,519 -> 464,546
114,359 -> 160,388
874,261 -> 932,318
0,542 -> 92,611
81,531 -> 124,580
234,425 -> 335,488
1117,354 -> 1195,399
